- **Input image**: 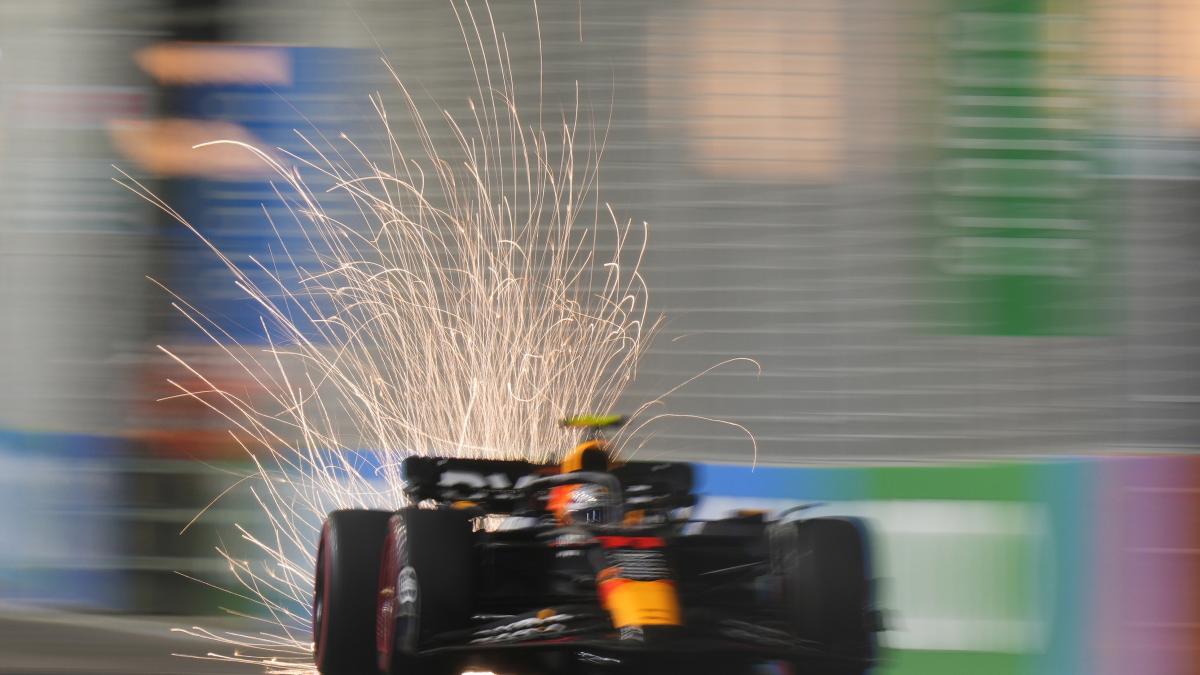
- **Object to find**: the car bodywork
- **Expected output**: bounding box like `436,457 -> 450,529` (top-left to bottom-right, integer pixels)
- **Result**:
363,453 -> 880,673
314,414 -> 880,675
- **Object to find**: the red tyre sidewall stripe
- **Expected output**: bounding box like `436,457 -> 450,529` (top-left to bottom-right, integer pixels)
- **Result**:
376,522 -> 396,662
314,521 -> 333,669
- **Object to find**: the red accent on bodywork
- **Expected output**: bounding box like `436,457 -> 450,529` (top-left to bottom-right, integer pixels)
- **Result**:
548,484 -> 575,523
596,536 -> 665,549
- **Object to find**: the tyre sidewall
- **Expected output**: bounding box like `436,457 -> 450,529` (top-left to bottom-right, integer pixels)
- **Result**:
769,517 -> 874,657
313,510 -> 392,675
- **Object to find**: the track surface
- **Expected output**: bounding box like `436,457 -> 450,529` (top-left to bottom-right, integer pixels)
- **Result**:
0,608 -> 261,675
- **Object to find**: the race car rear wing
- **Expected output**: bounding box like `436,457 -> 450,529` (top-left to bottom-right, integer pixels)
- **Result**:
401,456 -> 695,513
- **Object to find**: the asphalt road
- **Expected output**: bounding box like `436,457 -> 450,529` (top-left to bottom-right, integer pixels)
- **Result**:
0,608 -> 262,675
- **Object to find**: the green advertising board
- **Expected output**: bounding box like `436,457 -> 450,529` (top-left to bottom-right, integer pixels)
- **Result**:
929,0 -> 1110,335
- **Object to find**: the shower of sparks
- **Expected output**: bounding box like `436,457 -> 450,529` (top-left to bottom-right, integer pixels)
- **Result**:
115,2 -> 756,673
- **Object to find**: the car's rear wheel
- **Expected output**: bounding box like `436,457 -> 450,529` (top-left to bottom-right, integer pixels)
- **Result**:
769,517 -> 876,675
377,507 -> 475,675
314,509 -> 393,675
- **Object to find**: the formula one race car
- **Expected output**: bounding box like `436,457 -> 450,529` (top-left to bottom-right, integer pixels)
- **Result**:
313,416 -> 881,675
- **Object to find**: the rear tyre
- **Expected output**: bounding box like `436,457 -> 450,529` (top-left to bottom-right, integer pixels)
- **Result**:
314,509 -> 393,675
377,507 -> 475,675
769,517 -> 875,675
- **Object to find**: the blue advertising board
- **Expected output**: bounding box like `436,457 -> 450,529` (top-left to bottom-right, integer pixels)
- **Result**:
165,46 -> 375,344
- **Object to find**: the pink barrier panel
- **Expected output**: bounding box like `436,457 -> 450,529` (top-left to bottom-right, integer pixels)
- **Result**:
1095,455 -> 1200,675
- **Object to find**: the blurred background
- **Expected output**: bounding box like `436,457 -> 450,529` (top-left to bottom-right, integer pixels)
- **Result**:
0,0 -> 1198,673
